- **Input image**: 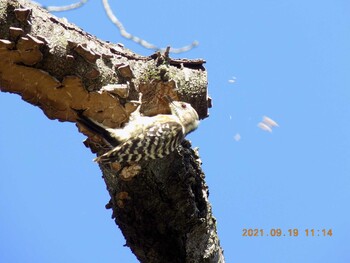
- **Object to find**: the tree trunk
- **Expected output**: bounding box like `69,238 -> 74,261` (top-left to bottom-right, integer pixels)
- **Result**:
0,0 -> 224,262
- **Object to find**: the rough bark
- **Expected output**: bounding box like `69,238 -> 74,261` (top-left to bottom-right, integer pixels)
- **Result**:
0,0 -> 224,262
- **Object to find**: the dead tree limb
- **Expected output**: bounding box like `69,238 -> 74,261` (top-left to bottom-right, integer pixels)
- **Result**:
0,0 -> 224,262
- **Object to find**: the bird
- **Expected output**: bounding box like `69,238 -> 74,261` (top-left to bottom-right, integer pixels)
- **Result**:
75,96 -> 199,164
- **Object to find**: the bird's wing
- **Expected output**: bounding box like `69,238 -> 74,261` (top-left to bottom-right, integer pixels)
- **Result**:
94,121 -> 184,163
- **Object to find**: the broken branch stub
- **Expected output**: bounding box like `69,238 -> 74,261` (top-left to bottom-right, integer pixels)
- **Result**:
0,0 -> 208,138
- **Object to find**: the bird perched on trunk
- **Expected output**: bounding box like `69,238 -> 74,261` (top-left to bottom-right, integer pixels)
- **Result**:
75,96 -> 199,164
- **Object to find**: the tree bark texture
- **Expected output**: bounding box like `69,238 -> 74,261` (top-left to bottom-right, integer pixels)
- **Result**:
0,1 -> 225,262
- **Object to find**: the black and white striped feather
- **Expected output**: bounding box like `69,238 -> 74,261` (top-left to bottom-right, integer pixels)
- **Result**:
94,121 -> 184,163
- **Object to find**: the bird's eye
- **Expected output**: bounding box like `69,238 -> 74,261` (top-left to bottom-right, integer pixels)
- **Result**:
181,103 -> 187,109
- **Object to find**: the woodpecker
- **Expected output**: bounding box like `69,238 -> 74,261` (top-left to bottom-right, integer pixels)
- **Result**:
76,97 -> 199,164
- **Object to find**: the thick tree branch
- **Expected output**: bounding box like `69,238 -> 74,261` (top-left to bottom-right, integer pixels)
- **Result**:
0,0 -> 224,262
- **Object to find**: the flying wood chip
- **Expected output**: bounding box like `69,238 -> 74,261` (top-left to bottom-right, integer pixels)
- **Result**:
258,116 -> 279,132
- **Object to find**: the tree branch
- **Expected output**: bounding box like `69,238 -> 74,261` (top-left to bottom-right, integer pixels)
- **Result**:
0,0 -> 223,262
101,0 -> 199,53
33,0 -> 88,12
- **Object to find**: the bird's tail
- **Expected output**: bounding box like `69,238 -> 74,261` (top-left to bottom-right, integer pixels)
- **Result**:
73,109 -> 121,147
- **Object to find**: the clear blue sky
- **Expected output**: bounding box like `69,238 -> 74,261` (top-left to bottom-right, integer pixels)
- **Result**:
1,0 -> 349,262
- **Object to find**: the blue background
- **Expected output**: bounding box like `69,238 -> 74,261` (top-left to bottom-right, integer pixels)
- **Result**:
1,0 -> 349,262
